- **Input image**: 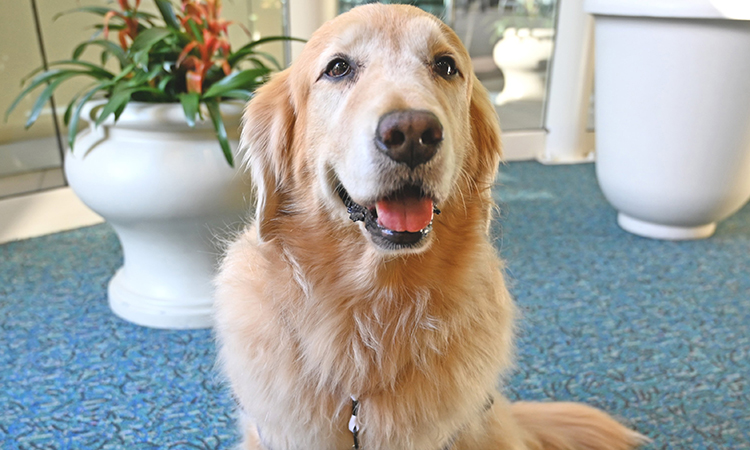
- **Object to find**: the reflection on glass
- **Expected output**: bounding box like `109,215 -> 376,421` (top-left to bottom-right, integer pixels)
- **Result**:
339,0 -> 449,17
454,0 -> 557,130
248,0 -> 285,54
337,0 -> 558,131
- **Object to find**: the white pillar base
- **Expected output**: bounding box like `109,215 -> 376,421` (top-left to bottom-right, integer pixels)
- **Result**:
108,269 -> 214,330
617,213 -> 716,241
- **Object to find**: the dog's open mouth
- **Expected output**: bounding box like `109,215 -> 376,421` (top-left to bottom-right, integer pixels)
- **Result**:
336,184 -> 440,249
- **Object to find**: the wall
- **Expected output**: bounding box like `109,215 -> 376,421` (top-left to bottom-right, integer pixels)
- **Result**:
1,0 -> 56,144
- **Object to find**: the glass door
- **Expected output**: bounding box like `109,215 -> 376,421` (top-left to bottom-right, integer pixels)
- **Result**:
336,0 -> 559,132
453,0 -> 557,130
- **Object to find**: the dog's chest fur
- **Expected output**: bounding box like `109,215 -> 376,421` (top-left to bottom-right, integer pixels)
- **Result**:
215,221 -> 514,450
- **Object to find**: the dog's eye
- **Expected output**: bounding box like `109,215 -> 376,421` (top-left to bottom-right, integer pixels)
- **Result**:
325,58 -> 352,79
433,56 -> 458,79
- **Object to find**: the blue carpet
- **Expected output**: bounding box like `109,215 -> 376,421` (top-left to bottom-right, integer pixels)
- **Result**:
1,161 -> 749,449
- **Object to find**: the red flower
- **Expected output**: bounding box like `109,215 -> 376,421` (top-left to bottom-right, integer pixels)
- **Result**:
177,0 -> 233,93
103,0 -> 141,49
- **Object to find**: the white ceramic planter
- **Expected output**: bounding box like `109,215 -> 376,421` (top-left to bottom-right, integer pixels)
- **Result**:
587,0 -> 750,239
65,101 -> 252,329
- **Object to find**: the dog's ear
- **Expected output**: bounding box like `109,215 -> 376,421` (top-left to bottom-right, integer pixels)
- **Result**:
468,77 -> 503,188
240,69 -> 295,243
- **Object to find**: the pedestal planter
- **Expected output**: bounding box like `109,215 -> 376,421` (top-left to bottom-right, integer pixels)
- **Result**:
586,0 -> 750,239
65,101 -> 252,329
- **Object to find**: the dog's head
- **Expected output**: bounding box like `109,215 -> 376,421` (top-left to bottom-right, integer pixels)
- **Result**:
241,4 -> 501,254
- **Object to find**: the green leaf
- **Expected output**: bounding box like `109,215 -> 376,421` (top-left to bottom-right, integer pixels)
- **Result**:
133,51 -> 149,69
202,68 -> 270,99
251,51 -> 283,71
63,96 -> 78,127
53,6 -> 119,21
21,60 -> 114,87
231,36 -> 307,55
178,92 -> 201,127
73,40 -> 128,67
112,63 -> 136,83
129,27 -> 172,54
62,81 -> 102,126
63,104 -> 77,129
7,69 -> 89,121
95,88 -> 132,126
113,101 -> 128,120
157,74 -> 174,91
50,60 -> 114,79
129,27 -> 174,69
91,23 -> 126,32
186,19 -> 204,43
205,99 -> 234,167
63,93 -> 84,128
121,64 -> 163,90
228,36 -> 306,67
122,66 -> 152,87
125,85 -> 169,101
244,57 -> 269,70
68,83 -> 110,150
154,0 -> 181,30
217,89 -> 253,101
132,11 -> 159,21
25,73 -> 78,128
145,63 -> 163,82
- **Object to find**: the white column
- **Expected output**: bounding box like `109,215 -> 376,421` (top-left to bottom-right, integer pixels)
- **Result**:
539,0 -> 595,164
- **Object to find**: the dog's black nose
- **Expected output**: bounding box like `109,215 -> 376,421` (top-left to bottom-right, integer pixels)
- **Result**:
375,110 -> 443,169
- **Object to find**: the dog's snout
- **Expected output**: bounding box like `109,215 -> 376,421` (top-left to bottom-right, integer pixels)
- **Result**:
375,110 -> 443,169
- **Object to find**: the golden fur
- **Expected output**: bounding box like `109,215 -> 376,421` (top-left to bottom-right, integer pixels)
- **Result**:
215,4 -> 646,450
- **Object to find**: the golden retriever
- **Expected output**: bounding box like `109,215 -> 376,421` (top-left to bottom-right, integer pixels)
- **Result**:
215,4 -> 646,450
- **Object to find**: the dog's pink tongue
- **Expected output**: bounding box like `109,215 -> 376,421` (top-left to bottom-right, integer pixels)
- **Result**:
375,195 -> 433,232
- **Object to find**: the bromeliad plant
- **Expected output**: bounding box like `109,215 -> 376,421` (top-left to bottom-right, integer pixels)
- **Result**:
6,0 -> 299,166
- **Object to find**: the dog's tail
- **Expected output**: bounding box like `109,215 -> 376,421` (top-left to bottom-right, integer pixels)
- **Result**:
511,402 -> 649,450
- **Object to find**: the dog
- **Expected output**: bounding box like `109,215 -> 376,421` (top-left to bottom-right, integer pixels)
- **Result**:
214,4 -> 646,450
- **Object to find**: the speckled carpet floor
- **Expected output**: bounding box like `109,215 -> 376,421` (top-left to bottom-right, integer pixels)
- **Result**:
2,161 -> 749,449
